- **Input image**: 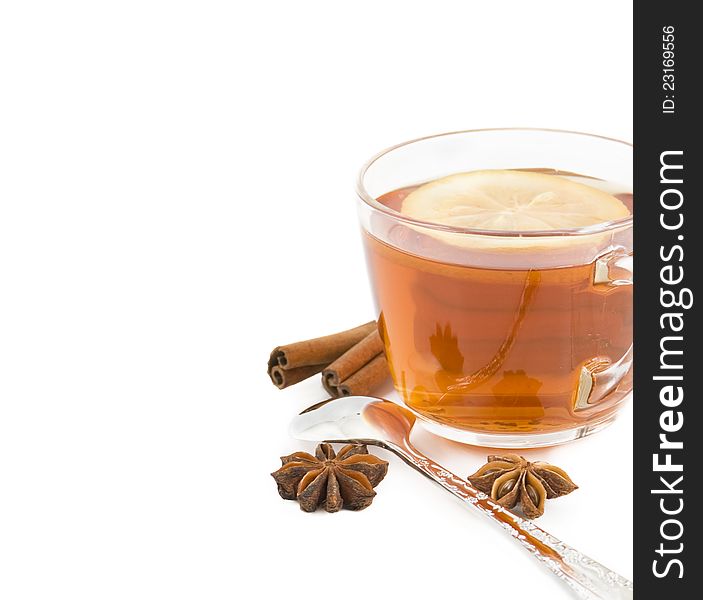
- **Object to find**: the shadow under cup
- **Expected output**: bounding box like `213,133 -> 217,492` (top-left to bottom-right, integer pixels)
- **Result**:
356,129 -> 633,448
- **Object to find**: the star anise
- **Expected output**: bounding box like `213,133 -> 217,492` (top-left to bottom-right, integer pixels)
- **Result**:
271,443 -> 389,512
468,454 -> 577,518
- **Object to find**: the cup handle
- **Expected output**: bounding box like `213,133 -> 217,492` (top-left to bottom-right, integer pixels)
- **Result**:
593,247 -> 633,289
574,248 -> 633,411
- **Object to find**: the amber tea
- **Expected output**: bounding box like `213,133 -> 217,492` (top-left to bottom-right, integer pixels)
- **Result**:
363,169 -> 633,439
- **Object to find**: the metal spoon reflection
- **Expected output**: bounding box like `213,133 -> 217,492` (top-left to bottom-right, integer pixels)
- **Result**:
290,396 -> 632,600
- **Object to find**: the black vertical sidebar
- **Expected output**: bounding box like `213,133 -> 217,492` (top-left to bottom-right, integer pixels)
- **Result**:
634,3 -> 699,597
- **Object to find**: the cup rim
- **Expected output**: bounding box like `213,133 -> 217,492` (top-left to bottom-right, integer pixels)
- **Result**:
355,127 -> 633,238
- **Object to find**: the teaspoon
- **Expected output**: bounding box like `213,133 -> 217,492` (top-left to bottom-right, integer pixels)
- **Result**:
290,395 -> 633,600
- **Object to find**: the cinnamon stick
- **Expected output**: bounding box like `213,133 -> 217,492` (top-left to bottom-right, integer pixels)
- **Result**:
322,330 -> 385,395
336,354 -> 389,397
267,321 -> 376,389
269,364 -> 325,390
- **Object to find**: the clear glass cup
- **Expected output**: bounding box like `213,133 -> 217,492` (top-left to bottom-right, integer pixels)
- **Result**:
356,129 -> 633,447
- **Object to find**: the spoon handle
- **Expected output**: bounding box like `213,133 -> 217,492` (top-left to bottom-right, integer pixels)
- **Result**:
387,440 -> 633,600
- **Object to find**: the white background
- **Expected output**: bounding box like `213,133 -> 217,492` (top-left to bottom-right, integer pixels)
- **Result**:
0,1 -> 632,598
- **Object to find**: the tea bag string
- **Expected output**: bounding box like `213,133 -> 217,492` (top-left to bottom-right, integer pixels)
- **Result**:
443,270 -> 541,395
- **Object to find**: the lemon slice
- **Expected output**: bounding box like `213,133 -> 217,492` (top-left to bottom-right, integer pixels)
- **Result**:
400,170 -> 629,250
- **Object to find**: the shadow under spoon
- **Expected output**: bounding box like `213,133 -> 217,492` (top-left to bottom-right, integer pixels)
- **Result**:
289,395 -> 633,600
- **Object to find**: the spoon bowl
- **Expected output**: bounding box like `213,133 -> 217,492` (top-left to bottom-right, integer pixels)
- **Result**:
290,396 -> 415,447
